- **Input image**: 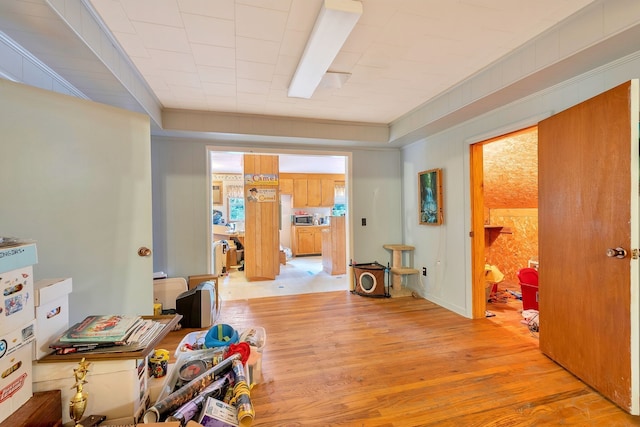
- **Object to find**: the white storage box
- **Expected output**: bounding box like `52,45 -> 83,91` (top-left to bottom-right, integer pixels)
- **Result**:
0,319 -> 35,357
153,277 -> 188,310
34,356 -> 149,424
0,342 -> 33,423
33,278 -> 73,360
1,266 -> 35,336
0,242 -> 37,274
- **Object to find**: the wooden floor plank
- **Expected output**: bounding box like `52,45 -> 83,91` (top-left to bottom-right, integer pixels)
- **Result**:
159,291 -> 640,426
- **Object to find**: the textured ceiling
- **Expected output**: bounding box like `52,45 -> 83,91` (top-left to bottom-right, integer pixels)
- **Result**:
86,0 -> 596,124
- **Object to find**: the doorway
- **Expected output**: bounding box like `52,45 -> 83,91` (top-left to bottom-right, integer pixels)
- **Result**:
470,126 -> 539,337
207,147 -> 351,289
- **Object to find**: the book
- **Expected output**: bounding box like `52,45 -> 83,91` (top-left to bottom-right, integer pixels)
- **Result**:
59,315 -> 141,343
50,318 -> 166,355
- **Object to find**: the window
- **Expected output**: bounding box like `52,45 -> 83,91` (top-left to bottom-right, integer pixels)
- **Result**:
228,197 -> 245,221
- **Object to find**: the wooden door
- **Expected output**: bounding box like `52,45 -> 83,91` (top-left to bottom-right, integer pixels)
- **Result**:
243,154 -> 280,280
538,80 -> 639,413
0,80 -> 153,324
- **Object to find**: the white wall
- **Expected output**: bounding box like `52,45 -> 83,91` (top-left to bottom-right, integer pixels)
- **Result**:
151,137 -> 402,279
402,49 -> 640,318
0,80 -> 153,324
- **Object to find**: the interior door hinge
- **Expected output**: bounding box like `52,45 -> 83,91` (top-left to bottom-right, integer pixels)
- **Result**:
632,249 -> 639,260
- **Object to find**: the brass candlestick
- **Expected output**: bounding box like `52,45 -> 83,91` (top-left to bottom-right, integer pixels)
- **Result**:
69,358 -> 91,427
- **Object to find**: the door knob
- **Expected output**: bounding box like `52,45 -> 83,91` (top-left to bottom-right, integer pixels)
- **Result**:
138,247 -> 152,257
606,247 -> 627,259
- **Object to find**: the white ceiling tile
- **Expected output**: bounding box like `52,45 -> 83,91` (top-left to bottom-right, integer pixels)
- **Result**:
198,65 -> 236,84
285,0 -> 321,31
120,0 -> 183,27
161,69 -> 202,87
236,37 -> 280,64
202,82 -> 237,97
235,4 -> 288,41
182,13 -> 235,47
236,0 -> 293,13
147,49 -> 197,73
236,60 -> 275,81
237,78 -> 271,95
132,21 -> 191,52
192,44 -> 235,68
178,0 -> 235,19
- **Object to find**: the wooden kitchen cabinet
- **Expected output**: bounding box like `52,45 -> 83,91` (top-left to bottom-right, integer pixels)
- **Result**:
292,225 -> 327,256
283,173 -> 344,208
321,178 -> 335,206
293,179 -> 308,207
306,178 -> 322,206
280,177 -> 293,195
291,177 -> 335,207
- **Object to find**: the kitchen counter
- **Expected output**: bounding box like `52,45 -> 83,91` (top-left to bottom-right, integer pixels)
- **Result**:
291,225 -> 329,256
321,216 -> 346,275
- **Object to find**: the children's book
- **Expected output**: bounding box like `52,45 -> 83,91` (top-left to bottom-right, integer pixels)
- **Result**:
59,315 -> 141,342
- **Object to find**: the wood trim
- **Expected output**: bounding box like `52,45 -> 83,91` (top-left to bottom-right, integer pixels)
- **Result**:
470,142 -> 486,319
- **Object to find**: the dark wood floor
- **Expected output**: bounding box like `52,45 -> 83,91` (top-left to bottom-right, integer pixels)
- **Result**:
159,291 -> 640,426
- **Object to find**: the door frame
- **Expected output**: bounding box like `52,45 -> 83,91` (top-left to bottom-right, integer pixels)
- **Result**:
206,146 -> 353,279
469,126 -> 538,319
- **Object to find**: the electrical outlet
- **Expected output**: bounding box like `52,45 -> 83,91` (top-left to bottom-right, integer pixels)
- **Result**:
361,218 -> 366,226
422,267 -> 427,276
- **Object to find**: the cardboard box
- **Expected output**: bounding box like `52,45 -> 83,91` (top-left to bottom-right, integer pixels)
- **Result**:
0,242 -> 37,274
33,356 -> 148,424
0,343 -> 33,423
33,278 -> 73,360
1,266 -> 35,336
188,274 -> 218,290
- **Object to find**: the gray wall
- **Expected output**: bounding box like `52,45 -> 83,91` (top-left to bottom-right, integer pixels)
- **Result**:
151,137 -> 402,280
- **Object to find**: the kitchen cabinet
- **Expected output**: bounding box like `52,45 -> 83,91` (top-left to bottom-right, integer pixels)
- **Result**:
321,178 -> 335,206
293,179 -> 308,207
280,178 -> 293,195
306,178 -> 322,206
291,177 -> 334,207
292,225 -> 327,256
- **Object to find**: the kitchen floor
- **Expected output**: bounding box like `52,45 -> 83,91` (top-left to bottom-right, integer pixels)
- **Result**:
217,255 -> 350,301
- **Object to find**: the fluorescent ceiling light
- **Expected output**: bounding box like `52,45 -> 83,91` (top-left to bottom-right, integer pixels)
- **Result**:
288,0 -> 362,99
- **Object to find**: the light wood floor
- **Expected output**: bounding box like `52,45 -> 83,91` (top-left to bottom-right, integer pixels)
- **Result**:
159,291 -> 640,426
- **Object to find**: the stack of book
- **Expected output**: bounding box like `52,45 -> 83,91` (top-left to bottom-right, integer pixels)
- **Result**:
49,314 -> 164,355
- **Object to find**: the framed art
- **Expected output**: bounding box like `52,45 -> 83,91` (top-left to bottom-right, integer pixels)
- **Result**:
419,168 -> 443,225
212,181 -> 223,204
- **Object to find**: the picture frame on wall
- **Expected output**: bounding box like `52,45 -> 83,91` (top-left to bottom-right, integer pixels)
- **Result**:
212,181 -> 223,204
419,168 -> 443,225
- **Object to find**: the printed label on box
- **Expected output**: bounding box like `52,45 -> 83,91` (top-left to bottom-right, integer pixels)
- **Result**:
0,266 -> 35,337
